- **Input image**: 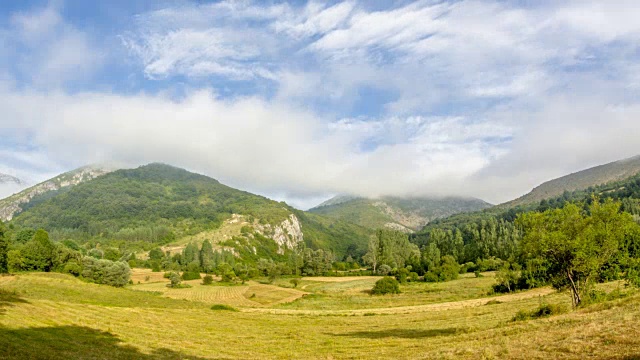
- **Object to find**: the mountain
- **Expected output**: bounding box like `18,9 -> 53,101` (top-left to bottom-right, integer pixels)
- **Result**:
9,163 -> 371,259
309,195 -> 492,232
0,165 -> 115,222
502,155 -> 640,208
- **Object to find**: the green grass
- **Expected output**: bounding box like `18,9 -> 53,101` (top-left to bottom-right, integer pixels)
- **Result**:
1,273 -> 640,359
277,273 -> 500,311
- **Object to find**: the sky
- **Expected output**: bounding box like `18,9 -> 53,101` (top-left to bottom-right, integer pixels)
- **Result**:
0,0 -> 639,209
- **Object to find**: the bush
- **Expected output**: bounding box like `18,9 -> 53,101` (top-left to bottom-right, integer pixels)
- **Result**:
395,267 -> 410,283
371,277 -> 401,295
210,304 -> 238,311
290,278 -> 300,288
202,275 -> 214,285
62,261 -> 82,277
408,272 -> 420,282
181,271 -> 201,281
221,270 -> 236,283
168,272 -> 181,286
625,259 -> 640,287
512,303 -> 567,321
424,271 -> 439,283
81,257 -> 131,287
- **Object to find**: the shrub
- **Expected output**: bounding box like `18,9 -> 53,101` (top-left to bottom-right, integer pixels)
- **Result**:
371,277 -> 401,295
62,261 -> 82,277
625,259 -> 640,288
221,270 -> 236,283
408,272 -> 420,282
81,257 -> 131,287
181,271 -> 201,281
167,271 -> 182,288
202,275 -> 214,285
290,278 -> 300,288
150,261 -> 161,272
210,304 -> 238,311
395,267 -> 410,284
512,303 -> 567,321
424,271 -> 439,283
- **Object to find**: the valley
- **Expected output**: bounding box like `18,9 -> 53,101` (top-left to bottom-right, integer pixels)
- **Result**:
2,158 -> 640,359
1,271 -> 638,359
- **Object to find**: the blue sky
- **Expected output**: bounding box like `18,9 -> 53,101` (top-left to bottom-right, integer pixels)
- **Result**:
1,0 -> 640,209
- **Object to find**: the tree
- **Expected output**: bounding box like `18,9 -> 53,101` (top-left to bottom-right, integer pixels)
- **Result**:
168,272 -> 182,288
199,240 -> 215,273
148,248 -> 164,261
363,235 -> 380,273
0,222 -> 8,274
21,229 -> 55,272
518,199 -> 632,307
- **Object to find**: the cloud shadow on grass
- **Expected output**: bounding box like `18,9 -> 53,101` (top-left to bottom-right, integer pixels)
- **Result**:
0,287 -> 29,316
0,325 -> 213,359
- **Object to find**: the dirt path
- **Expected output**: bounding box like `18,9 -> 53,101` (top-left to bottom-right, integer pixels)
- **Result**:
242,287 -> 555,315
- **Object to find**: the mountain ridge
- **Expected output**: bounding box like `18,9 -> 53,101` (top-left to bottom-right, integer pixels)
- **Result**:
0,165 -> 116,221
501,155 -> 640,208
310,195 -> 492,232
8,163 -> 372,259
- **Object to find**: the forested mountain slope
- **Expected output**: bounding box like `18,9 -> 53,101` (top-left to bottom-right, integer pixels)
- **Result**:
502,155 -> 640,208
0,165 -> 114,222
10,163 -> 371,259
310,195 -> 491,232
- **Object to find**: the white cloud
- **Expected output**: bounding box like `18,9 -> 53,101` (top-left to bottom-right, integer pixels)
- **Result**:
3,1 -> 640,209
5,3 -> 103,87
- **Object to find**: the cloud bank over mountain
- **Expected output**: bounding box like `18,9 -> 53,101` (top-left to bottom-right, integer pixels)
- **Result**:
1,1 -> 640,208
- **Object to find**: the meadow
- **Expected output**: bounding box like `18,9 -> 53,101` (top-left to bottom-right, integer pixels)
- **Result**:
1,270 -> 639,359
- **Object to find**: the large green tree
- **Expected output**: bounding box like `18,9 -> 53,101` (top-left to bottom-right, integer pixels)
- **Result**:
364,229 -> 419,273
21,229 -> 55,272
518,199 -> 634,306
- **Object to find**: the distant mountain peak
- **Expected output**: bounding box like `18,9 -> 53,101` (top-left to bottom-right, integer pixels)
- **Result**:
310,195 -> 491,231
0,165 -> 116,221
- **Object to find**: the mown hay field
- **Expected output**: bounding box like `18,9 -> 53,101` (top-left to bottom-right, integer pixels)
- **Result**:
1,272 -> 639,359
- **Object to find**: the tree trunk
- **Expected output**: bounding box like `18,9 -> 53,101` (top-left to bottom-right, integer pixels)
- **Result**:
567,269 -> 581,307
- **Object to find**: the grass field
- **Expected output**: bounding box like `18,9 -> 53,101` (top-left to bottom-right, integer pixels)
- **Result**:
1,272 -> 639,359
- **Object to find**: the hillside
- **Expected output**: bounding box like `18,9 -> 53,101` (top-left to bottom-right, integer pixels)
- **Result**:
502,155 -> 640,208
309,196 -> 491,232
0,165 -> 114,222
10,163 -> 371,259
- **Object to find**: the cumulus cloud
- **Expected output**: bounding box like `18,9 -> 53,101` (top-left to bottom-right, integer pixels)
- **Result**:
2,1 -> 640,209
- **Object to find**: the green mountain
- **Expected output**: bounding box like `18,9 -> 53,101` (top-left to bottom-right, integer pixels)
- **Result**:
0,165 -> 114,222
309,195 -> 492,232
9,163 -> 371,259
502,155 -> 640,208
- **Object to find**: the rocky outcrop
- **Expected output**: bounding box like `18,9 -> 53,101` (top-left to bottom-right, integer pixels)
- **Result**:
255,214 -> 304,254
0,166 -> 114,221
